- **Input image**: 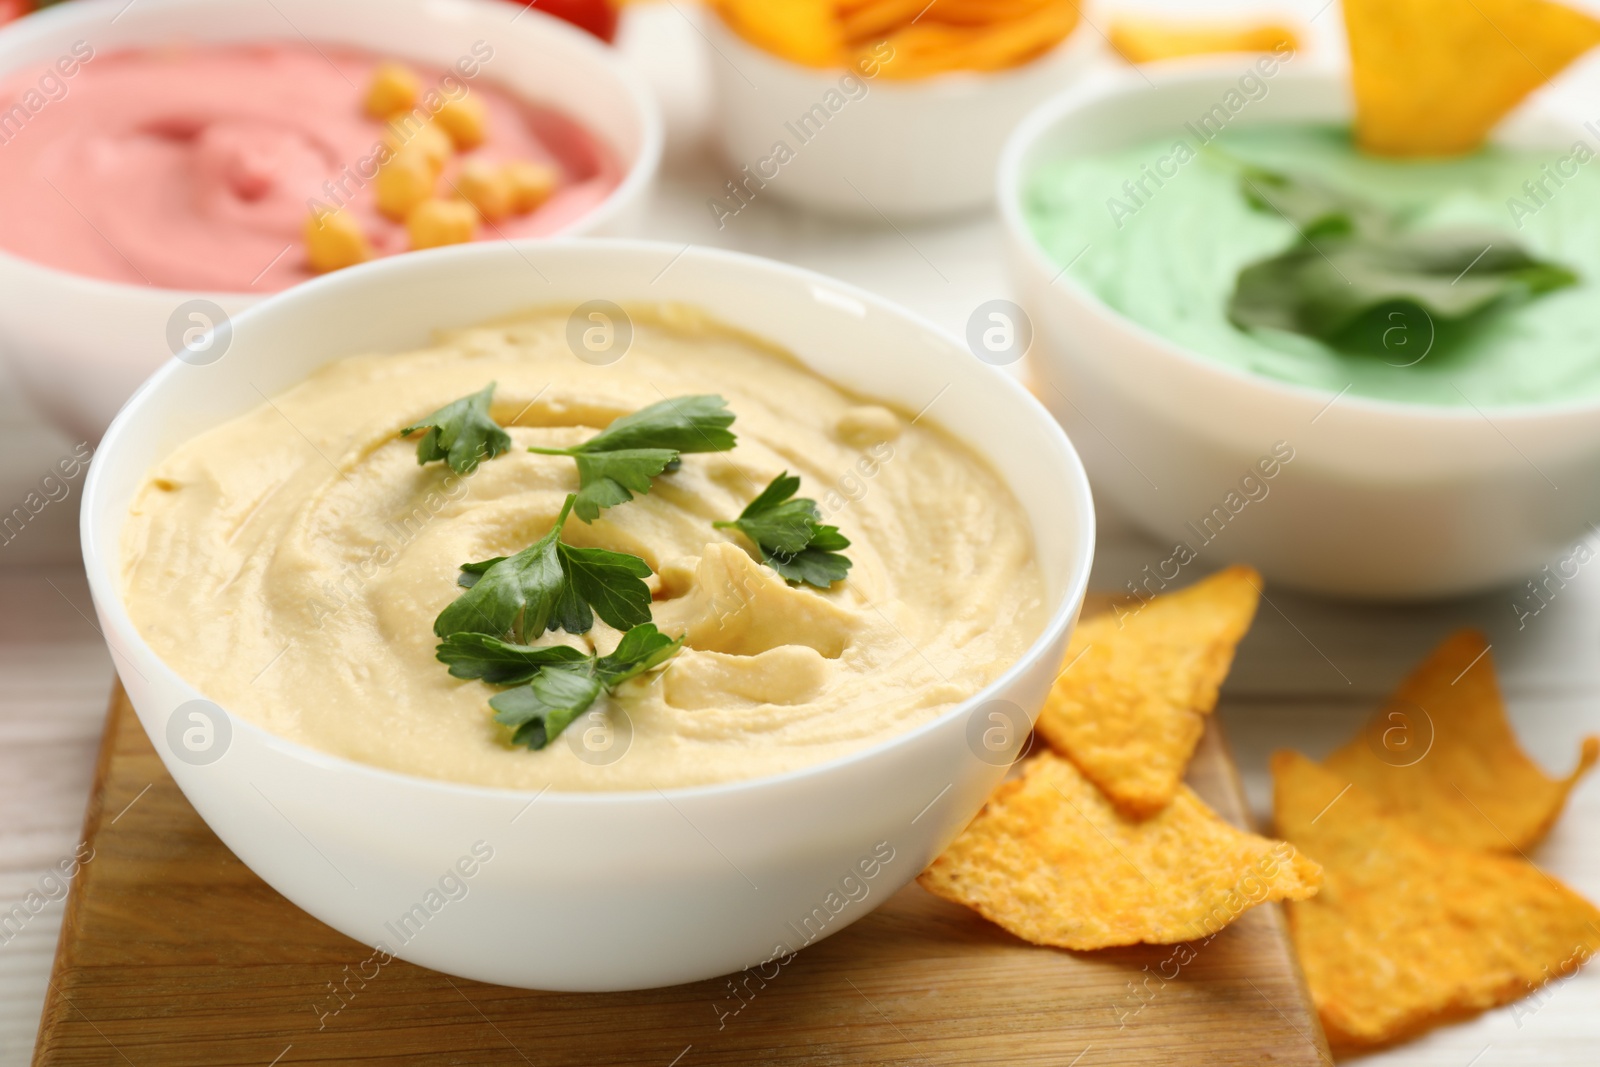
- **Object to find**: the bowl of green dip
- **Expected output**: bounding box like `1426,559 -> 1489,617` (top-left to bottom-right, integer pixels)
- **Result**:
1000,60 -> 1600,600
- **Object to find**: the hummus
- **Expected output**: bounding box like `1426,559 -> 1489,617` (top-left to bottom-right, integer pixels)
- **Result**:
121,307 -> 1047,790
1026,123 -> 1600,406
0,43 -> 621,291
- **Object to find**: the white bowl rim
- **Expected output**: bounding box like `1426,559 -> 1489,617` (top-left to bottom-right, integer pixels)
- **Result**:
997,59 -> 1600,423
701,2 -> 1099,95
0,0 -> 665,300
81,236 -> 1097,806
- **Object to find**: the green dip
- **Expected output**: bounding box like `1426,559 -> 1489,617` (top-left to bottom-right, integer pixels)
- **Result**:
1025,124 -> 1600,406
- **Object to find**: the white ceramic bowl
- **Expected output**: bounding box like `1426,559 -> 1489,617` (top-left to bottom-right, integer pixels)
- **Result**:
1001,64 -> 1600,600
703,4 -> 1099,220
0,0 -> 662,442
80,240 -> 1095,991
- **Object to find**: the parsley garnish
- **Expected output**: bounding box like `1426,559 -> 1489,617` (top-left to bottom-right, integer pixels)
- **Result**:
437,624 -> 682,749
435,633 -> 591,684
526,395 -> 736,522
399,382 -> 513,474
433,493 -> 654,643
1227,166 -> 1578,351
713,472 -> 852,589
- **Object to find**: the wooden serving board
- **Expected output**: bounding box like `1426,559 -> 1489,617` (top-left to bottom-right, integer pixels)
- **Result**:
35,684 -> 1330,1067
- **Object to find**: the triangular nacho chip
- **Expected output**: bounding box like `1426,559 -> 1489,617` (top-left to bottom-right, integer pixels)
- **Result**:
1324,630 -> 1598,852
919,751 -> 1320,950
1273,751 -> 1600,1052
1036,566 -> 1261,817
1345,0 -> 1600,156
1109,16 -> 1298,64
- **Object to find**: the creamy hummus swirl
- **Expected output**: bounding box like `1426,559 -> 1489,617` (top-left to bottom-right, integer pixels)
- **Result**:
121,307 -> 1047,790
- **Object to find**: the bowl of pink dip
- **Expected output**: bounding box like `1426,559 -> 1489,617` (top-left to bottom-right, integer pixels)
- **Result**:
0,0 -> 661,439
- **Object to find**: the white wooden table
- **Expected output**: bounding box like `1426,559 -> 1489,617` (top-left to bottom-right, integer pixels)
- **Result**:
3,2 -> 1598,1062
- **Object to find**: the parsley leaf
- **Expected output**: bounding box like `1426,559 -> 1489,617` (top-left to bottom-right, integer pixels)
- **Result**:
775,525 -> 854,589
1230,231 -> 1578,341
594,623 -> 683,686
720,473 -> 816,554
1236,165 -> 1389,241
579,394 -> 738,453
1227,166 -> 1579,351
567,448 -> 680,519
527,395 -> 737,522
560,542 -> 656,631
713,472 -> 852,589
489,668 -> 603,750
435,633 -> 590,684
433,494 -> 654,642
445,623 -> 682,749
399,382 -> 513,474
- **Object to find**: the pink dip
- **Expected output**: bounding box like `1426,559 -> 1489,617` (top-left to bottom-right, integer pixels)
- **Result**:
0,43 -> 624,291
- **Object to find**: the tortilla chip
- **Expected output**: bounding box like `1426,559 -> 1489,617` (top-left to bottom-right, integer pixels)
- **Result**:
716,0 -> 1080,77
1274,751 -> 1600,1052
1109,16 -> 1298,64
1345,0 -> 1600,156
1036,566 -> 1261,817
711,0 -> 844,68
919,752 -> 1320,950
1324,630 -> 1598,852
837,0 -> 937,42
875,1 -> 1081,78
